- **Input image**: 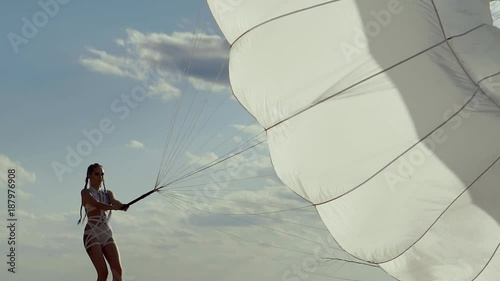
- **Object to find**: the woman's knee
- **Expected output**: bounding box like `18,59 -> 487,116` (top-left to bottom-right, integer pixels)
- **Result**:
111,265 -> 122,275
97,268 -> 108,280
111,265 -> 122,279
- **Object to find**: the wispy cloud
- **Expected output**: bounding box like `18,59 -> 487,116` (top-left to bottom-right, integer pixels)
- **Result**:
79,28 -> 230,101
125,140 -> 145,149
0,154 -> 36,188
79,48 -> 138,79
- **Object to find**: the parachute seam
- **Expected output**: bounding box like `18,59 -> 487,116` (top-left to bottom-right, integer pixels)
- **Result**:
222,2 -> 500,276
342,78 -> 499,267
471,243 -> 500,280
377,147 -> 500,267
265,23 -> 485,132
436,6 -> 500,110
230,0 -> 342,47
420,2 -> 500,279
158,191 -> 324,258
314,86 -> 480,265
377,1 -> 500,268
310,9 -> 498,270
307,25 -> 485,206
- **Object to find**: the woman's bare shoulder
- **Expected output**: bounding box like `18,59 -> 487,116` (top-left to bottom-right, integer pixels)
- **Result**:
81,189 -> 92,197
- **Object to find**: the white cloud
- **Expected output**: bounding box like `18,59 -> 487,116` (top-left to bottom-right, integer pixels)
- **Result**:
185,150 -> 218,167
79,48 -> 138,79
79,28 -> 230,101
125,140 -> 145,149
0,154 -> 36,189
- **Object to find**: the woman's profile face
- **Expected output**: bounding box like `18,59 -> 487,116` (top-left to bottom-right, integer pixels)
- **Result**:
88,166 -> 104,188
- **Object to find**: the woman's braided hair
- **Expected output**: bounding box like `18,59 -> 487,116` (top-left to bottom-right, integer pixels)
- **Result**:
77,163 -> 110,225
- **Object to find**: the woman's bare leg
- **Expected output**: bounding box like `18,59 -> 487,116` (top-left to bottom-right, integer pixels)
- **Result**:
103,243 -> 123,281
86,245 -> 108,281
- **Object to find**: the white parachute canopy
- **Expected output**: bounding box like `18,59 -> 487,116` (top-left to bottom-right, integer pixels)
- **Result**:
208,0 -> 500,280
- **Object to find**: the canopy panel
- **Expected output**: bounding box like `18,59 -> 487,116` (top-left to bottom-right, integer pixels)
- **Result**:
208,0 -> 500,280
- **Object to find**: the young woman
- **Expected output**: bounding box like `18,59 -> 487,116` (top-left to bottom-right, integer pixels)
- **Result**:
78,163 -> 129,281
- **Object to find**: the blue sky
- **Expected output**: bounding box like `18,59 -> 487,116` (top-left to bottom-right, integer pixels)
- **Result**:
2,1 -> 499,281
0,1 -> 392,281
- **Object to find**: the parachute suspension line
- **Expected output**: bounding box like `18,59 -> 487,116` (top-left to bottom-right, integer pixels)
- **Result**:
155,0 -> 208,188
159,137 -> 267,190
164,173 -> 279,190
156,43 -> 206,187
164,153 -> 271,188
314,257 -> 349,277
137,136 -> 265,201
158,23 -> 214,183
156,191 -> 340,261
156,187 -> 197,218
171,202 -> 322,230
161,191 -> 339,250
160,193 -> 377,281
158,85 -> 251,185
153,14 -> 265,189
168,186 -> 286,192
156,16 -> 258,189
157,139 -> 265,193
213,229 -> 315,256
158,7 -> 236,187
162,123 -> 265,188
163,183 -> 316,213
155,98 -> 180,188
130,26 -> 268,207
181,0 -> 206,77
161,190 -> 317,218
215,211 -> 330,245
157,167 -> 375,277
159,130 -> 266,190
218,229 -> 371,281
158,137 -> 264,189
162,191 -> 332,249
157,56 -> 230,186
215,229 -> 372,281
305,255 -> 380,281
320,257 -> 379,268
161,195 -> 318,233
